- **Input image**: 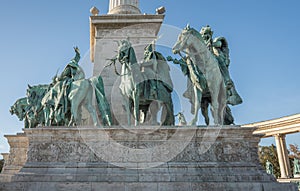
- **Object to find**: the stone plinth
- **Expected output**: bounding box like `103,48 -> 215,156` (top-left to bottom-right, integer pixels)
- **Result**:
0,126 -> 297,191
0,133 -> 28,183
90,14 -> 164,125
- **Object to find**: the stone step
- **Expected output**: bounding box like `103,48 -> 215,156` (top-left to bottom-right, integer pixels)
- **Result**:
0,174 -> 14,183
0,181 -> 298,191
12,173 -> 274,183
1,127 -> 297,191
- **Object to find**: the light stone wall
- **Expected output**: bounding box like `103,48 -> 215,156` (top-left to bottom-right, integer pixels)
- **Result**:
0,126 -> 297,190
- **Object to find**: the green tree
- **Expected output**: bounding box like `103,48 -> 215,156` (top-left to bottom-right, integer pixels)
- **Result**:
289,144 -> 300,158
258,144 -> 280,178
288,144 -> 300,176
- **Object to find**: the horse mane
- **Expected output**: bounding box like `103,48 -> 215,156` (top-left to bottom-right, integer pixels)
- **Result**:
27,84 -> 50,100
184,27 -> 203,42
123,46 -> 138,67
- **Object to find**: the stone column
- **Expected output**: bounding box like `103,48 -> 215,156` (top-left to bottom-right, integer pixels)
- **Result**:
275,134 -> 291,178
108,0 -> 141,14
275,134 -> 286,178
280,135 -> 292,177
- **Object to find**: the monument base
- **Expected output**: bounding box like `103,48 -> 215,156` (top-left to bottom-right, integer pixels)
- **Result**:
0,126 -> 297,191
0,133 -> 28,183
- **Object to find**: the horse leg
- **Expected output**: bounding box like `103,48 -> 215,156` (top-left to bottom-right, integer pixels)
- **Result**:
210,81 -> 226,125
84,102 -> 99,126
223,105 -> 234,125
217,83 -> 226,125
78,106 -> 83,125
24,117 -> 29,129
122,96 -> 131,126
161,103 -> 168,126
43,107 -> 50,126
161,92 -> 175,126
84,88 -> 99,126
190,86 -> 201,125
201,97 -> 210,125
149,101 -> 159,125
69,99 -> 79,126
133,89 -> 140,126
210,97 -> 218,125
162,102 -> 175,126
55,108 -> 64,125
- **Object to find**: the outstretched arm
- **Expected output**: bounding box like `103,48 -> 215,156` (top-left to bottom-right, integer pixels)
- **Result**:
72,46 -> 81,64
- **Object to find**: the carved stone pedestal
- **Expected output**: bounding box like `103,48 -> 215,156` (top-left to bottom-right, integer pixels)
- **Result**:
0,133 -> 28,183
0,126 -> 297,191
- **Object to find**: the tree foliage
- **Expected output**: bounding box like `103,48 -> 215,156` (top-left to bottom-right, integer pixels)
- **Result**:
288,144 -> 300,159
259,144 -> 300,178
258,144 -> 280,178
289,144 -> 300,176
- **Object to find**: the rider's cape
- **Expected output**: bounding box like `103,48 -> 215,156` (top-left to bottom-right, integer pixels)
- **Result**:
62,61 -> 85,81
213,37 -> 230,68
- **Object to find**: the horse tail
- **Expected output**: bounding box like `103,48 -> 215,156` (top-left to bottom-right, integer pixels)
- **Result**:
89,76 -> 112,126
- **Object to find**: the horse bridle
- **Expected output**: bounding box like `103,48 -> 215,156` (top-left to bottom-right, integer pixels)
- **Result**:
174,31 -> 191,61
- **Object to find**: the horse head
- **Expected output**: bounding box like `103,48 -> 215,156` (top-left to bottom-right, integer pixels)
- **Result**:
10,98 -> 28,121
173,25 -> 208,59
117,39 -> 138,70
117,39 -> 131,53
9,105 -> 16,115
172,25 -> 194,55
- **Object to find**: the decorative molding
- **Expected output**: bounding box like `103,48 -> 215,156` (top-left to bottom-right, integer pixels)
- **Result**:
242,113 -> 300,137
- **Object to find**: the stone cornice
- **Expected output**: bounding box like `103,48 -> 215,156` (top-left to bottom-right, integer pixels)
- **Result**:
90,14 -> 165,24
242,113 -> 300,137
89,14 -> 164,62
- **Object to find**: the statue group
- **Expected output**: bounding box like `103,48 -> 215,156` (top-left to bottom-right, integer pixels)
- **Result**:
10,25 -> 242,127
110,39 -> 175,126
169,25 -> 242,125
10,47 -> 112,128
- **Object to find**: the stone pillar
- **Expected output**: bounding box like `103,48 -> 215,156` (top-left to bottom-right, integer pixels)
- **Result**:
275,134 -> 292,178
0,133 -> 28,182
108,0 -> 141,14
280,135 -> 292,177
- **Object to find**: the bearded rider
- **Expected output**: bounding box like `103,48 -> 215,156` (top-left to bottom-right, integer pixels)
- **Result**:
200,25 -> 242,106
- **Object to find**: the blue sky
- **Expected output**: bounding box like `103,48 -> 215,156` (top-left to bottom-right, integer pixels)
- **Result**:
0,0 -> 300,155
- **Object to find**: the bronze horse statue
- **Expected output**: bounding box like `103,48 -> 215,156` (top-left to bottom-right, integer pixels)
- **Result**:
112,39 -> 174,126
173,26 -> 227,125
